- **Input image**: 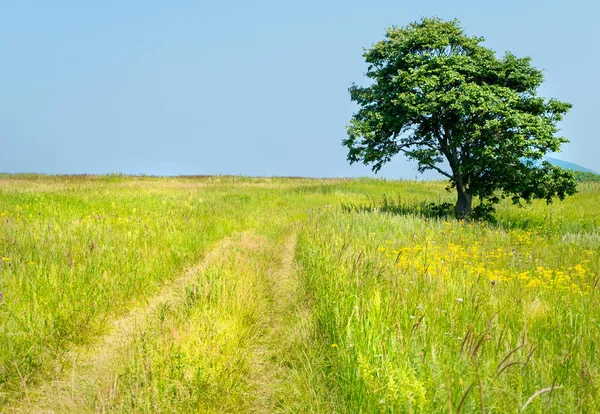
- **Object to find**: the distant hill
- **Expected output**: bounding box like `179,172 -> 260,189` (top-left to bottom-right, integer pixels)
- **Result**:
545,157 -> 598,174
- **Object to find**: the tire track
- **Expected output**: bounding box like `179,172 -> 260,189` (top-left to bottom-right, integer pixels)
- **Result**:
5,233 -> 242,413
245,230 -> 306,413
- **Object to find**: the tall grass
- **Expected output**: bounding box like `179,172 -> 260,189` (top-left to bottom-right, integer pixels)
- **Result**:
293,185 -> 600,412
1,175 -> 598,412
105,225 -> 301,412
0,178 -> 261,404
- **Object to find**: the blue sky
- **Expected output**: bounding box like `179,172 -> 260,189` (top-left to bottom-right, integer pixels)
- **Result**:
1,1 -> 598,177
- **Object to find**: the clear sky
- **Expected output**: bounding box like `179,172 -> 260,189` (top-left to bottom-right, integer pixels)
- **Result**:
1,1 -> 598,177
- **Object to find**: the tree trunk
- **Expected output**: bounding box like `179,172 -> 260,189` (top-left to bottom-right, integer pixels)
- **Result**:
455,186 -> 472,218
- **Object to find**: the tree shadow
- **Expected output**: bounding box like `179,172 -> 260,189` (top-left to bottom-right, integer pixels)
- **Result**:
341,195 -> 455,220
342,195 -> 585,234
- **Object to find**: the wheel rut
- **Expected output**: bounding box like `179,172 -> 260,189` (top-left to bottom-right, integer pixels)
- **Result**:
6,234 -> 241,413
6,228 -> 306,413
245,230 -> 305,413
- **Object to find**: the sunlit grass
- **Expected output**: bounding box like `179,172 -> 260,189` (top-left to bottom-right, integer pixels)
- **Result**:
0,175 -> 598,412
294,191 -> 600,412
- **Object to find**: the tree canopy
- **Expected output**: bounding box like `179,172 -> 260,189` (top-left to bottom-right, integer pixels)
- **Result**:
344,17 -> 577,217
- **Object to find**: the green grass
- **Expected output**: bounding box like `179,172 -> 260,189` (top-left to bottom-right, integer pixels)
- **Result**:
0,175 -> 598,412
295,212 -> 598,412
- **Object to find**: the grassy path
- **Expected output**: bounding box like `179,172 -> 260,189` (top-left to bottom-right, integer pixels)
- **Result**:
6,227 -> 309,413
244,231 -> 304,413
100,226 -> 309,413
6,234 -> 239,413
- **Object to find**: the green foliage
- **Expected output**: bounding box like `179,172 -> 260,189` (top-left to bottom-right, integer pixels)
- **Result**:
344,17 -> 577,217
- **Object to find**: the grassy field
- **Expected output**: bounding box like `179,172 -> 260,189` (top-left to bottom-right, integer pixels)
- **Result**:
0,175 -> 598,412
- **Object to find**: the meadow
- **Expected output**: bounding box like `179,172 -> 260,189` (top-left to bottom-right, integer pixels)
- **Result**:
0,175 -> 598,413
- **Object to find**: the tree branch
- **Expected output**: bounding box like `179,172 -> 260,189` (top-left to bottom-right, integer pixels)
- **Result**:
399,148 -> 454,179
396,139 -> 433,149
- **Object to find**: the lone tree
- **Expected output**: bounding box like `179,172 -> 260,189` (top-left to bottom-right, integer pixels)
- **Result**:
344,17 -> 577,218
